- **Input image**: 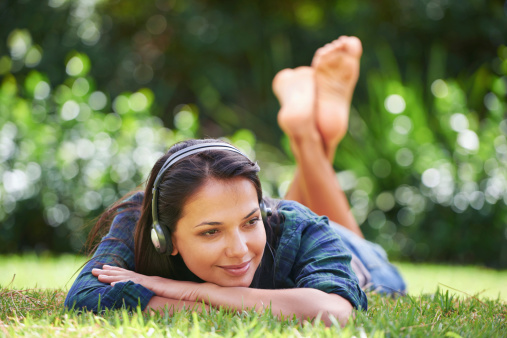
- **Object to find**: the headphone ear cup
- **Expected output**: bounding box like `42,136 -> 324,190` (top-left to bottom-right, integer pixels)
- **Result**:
260,200 -> 272,225
151,222 -> 173,255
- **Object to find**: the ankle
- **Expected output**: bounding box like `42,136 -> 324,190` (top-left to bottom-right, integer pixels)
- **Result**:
326,145 -> 337,163
289,129 -> 323,153
278,109 -> 316,138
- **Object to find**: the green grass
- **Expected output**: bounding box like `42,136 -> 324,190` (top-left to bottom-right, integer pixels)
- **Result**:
0,255 -> 506,337
0,254 -> 85,290
2,255 -> 505,300
395,262 -> 507,301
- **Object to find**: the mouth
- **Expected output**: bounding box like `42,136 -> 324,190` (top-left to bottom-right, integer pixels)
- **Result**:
218,259 -> 252,277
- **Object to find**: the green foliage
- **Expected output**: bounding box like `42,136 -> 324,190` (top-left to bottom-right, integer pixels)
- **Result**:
0,0 -> 506,266
0,63 -> 182,252
335,46 -> 507,266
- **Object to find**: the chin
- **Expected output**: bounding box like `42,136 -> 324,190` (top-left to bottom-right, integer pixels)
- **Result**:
217,276 -> 254,288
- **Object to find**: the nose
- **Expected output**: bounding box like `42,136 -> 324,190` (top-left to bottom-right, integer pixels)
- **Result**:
224,230 -> 249,258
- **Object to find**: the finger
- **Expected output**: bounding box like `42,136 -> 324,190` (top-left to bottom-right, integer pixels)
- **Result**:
97,274 -> 129,283
92,268 -> 112,276
98,273 -> 128,281
94,268 -> 127,277
102,265 -> 124,270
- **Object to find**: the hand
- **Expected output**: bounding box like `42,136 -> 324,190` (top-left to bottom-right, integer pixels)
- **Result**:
92,264 -> 151,287
91,265 -> 209,302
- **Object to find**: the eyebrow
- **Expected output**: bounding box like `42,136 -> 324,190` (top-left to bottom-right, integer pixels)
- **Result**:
194,207 -> 259,228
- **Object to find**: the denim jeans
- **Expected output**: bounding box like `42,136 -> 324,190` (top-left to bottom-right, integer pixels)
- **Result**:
330,221 -> 407,295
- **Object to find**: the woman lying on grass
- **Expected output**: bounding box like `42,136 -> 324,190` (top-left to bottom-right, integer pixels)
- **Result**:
65,36 -> 405,326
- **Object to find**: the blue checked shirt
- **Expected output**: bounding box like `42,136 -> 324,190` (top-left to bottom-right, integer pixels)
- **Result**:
65,192 -> 368,312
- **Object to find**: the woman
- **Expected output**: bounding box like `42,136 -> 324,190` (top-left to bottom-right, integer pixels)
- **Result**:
65,36 -> 405,326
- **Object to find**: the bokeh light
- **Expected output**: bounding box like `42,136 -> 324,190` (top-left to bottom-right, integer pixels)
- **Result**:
66,57 -> 84,76
457,130 -> 480,152
431,79 -> 448,98
384,94 -> 406,114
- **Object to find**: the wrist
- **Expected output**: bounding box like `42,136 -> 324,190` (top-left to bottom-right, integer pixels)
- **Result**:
196,282 -> 220,303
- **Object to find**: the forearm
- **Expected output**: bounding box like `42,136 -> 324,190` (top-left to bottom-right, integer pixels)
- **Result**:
195,284 -> 353,327
291,131 -> 363,238
144,296 -> 209,314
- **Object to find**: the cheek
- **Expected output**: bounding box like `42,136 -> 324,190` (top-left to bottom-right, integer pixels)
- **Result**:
176,243 -> 221,280
253,225 -> 267,254
178,238 -> 222,264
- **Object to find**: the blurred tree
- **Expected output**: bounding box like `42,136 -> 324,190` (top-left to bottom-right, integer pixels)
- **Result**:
0,0 -> 506,266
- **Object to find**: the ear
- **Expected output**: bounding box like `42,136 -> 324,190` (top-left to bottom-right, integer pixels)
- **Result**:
170,235 -> 179,256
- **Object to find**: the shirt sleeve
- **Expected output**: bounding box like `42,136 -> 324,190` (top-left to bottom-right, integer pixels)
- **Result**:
64,193 -> 156,312
274,202 -> 368,310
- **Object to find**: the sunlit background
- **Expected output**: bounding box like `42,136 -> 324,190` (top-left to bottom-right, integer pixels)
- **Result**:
1,0 -> 506,267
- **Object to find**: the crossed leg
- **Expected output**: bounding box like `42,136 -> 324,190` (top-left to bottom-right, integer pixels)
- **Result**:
273,36 -> 364,238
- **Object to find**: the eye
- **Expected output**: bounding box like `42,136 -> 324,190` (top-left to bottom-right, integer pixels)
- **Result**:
201,229 -> 219,237
246,217 -> 260,227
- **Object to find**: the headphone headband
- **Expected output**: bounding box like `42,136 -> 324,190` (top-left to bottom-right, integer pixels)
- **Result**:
151,143 -> 252,226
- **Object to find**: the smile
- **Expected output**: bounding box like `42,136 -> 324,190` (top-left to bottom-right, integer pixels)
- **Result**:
218,260 -> 252,277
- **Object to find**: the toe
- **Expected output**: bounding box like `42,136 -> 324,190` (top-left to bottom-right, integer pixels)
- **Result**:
331,39 -> 347,52
312,49 -> 325,67
311,54 -> 320,67
273,68 -> 294,86
343,36 -> 363,57
273,68 -> 295,97
318,43 -> 334,55
333,36 -> 347,45
293,66 -> 313,75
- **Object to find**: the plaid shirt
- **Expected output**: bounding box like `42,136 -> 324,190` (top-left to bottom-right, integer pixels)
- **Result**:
273,201 -> 367,310
65,192 -> 154,312
65,192 -> 367,312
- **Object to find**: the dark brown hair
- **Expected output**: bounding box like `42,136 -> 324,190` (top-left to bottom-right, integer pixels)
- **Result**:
86,139 -> 278,284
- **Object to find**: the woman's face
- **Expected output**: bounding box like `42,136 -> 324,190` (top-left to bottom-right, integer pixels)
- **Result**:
170,177 -> 266,287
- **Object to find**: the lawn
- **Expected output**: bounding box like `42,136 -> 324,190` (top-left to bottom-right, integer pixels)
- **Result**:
1,255 -> 505,301
0,255 -> 506,337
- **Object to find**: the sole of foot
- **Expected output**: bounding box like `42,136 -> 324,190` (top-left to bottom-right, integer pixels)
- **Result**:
273,66 -> 319,140
312,36 -> 362,159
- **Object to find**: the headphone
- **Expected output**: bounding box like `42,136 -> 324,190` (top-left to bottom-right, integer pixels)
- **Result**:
150,142 -> 272,255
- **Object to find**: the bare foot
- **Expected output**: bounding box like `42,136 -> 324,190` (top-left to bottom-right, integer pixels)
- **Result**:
312,36 -> 362,160
273,66 -> 319,205
273,66 -> 318,140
